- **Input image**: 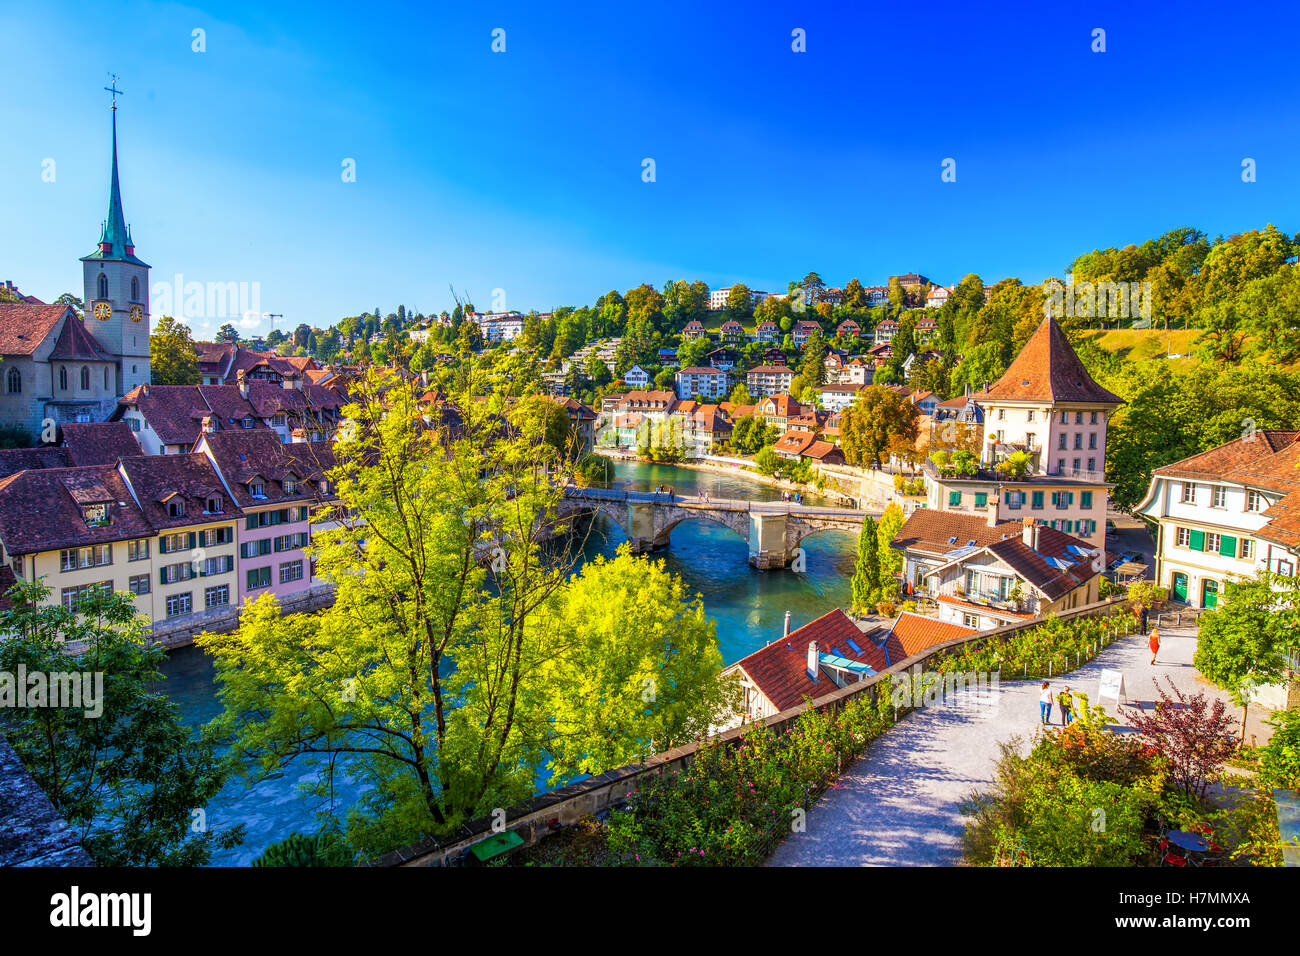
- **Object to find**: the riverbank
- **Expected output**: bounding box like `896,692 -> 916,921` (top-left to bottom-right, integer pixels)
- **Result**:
593,448 -> 859,506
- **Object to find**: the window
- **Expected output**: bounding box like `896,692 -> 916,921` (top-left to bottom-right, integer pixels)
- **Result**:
128,539 -> 150,561
168,499 -> 185,518
1072,458 -> 1081,471
1025,432 -> 1035,449
59,367 -> 68,390
159,531 -> 197,554
1031,491 -> 1044,510
205,584 -> 230,609
241,539 -> 273,559
1080,491 -> 1093,509
198,527 -> 232,547
271,414 -> 287,427
273,533 -> 308,552
1181,482 -> 1196,503
165,593 -> 193,618
60,545 -> 112,571
1212,486 -> 1227,508
131,276 -> 139,301
199,555 -> 233,577
1176,527 -> 1191,547
205,496 -> 223,514
283,479 -> 297,495
1247,490 -> 1263,512
279,560 -> 304,584
129,574 -> 150,596
1026,410 -> 1035,422
948,491 -> 961,507
250,481 -> 266,498
1073,433 -> 1083,450
82,503 -> 108,525
1060,411 -> 1068,424
160,562 -> 195,585
1240,539 -> 1255,560
998,409 -> 1005,421
963,614 -> 980,628
6,367 -> 19,394
241,417 -> 255,430
974,492 -> 988,508
246,567 -> 272,591
1075,411 -> 1083,424
1087,458 -> 1096,472
97,273 -> 108,298
964,570 -> 978,593
1056,458 -> 1064,474
1058,434 -> 1067,450
1090,411 -> 1099,425
80,366 -> 90,390
1206,533 -> 1221,553
1088,432 -> 1097,449
61,581 -> 112,610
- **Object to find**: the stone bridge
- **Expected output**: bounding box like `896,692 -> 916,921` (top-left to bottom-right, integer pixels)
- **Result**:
560,487 -> 876,569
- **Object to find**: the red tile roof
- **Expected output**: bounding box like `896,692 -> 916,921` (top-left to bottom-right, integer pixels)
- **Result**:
0,447 -> 73,480
117,453 -> 239,530
983,317 -> 1124,405
60,422 -> 142,466
49,314 -> 113,361
0,466 -> 153,555
0,304 -> 76,356
198,430 -> 336,509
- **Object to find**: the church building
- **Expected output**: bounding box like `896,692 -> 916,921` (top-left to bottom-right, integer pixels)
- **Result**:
0,96 -> 150,437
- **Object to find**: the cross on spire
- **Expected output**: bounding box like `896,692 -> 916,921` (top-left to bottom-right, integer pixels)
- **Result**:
104,74 -> 123,110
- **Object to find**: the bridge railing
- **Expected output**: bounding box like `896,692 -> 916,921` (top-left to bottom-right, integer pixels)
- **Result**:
564,485 -> 872,519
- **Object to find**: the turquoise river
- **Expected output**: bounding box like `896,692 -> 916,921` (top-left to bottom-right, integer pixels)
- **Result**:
157,460 -> 858,864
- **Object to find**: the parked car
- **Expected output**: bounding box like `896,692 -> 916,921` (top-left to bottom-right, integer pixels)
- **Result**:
1108,550 -> 1142,569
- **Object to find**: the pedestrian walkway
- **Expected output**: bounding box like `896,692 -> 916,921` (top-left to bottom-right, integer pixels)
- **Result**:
766,625 -> 1241,866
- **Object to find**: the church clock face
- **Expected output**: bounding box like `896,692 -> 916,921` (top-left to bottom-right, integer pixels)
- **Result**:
92,301 -> 112,321
129,304 -> 143,323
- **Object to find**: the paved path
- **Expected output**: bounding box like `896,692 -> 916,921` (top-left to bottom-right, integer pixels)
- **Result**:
766,625 -> 1243,866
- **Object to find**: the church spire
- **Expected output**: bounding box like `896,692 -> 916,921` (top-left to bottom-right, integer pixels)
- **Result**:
87,76 -> 144,265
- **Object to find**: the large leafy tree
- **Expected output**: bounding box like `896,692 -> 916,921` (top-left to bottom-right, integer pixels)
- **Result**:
0,582 -> 243,865
1194,572 -> 1300,737
839,386 -> 919,468
149,314 -> 201,386
200,367 -> 732,859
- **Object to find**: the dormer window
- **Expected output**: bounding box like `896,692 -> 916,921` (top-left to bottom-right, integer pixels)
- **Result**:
206,496 -> 223,514
283,478 -> 297,495
82,503 -> 109,526
241,417 -> 254,429
251,481 -> 266,498
168,500 -> 185,518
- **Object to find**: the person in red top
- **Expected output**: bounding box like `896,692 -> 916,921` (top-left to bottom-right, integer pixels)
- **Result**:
1148,627 -> 1160,665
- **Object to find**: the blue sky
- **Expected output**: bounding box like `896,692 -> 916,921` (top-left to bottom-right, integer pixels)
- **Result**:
2,0 -> 1297,339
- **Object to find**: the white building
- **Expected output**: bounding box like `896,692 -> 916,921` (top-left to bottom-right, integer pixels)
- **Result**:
623,365 -> 650,389
674,366 -> 728,400
746,365 -> 794,397
1135,430 -> 1300,609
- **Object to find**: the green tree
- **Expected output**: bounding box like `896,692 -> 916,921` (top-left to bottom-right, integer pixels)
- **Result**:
0,582 -> 243,865
1194,572 -> 1299,738
839,386 -> 919,468
198,367 -> 731,859
149,314 -> 201,385
851,516 -> 882,612
876,503 -> 905,579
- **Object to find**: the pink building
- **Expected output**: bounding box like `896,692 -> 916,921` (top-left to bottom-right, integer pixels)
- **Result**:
195,430 -> 336,605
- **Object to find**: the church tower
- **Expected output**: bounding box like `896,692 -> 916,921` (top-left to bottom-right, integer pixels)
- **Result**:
80,84 -> 150,394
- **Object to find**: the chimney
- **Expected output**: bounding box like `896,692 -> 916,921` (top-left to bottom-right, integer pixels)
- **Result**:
237,368 -> 249,400
1022,517 -> 1039,551
807,641 -> 819,682
783,610 -> 791,639
986,496 -> 1000,527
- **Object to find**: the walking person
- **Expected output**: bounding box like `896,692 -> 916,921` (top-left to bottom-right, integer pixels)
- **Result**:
1058,685 -> 1074,726
1148,626 -> 1160,665
1038,681 -> 1053,725
1138,605 -> 1148,636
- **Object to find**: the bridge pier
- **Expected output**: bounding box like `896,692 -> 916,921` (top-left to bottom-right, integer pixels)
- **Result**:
749,512 -> 793,570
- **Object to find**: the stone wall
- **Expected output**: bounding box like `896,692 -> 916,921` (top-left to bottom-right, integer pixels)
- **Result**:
0,737 -> 94,865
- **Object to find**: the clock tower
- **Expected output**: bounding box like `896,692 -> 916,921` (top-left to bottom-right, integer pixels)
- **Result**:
81,81 -> 150,394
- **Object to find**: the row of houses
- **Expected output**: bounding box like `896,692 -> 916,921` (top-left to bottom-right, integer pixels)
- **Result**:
0,426 -> 336,634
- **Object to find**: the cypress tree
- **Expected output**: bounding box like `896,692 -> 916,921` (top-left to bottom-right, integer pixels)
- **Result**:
851,516 -> 881,613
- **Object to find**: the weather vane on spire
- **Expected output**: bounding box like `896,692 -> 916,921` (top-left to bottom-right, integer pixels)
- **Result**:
104,73 -> 123,110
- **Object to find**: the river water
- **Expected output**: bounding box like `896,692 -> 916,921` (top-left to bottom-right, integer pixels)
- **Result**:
159,460 -> 857,864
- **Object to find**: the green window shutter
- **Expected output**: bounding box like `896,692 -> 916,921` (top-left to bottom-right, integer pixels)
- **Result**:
1032,491 -> 1043,509
1067,492 -> 1075,505
1081,491 -> 1093,508
975,492 -> 987,508
246,515 -> 257,531
1188,529 -> 1205,551
1004,491 -> 1012,504
1219,534 -> 1236,557
948,491 -> 961,506
187,532 -> 197,549
159,568 -> 166,584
